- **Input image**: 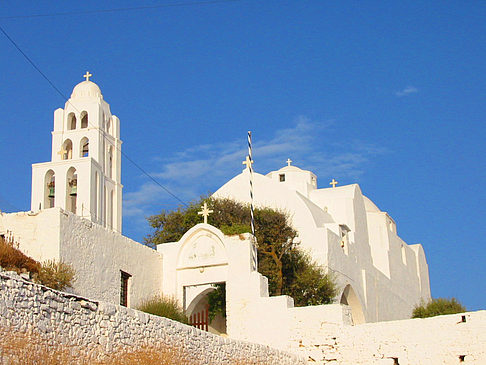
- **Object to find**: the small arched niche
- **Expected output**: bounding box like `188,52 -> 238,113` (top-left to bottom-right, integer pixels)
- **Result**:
340,284 -> 365,325
66,167 -> 78,214
106,117 -> 112,135
80,137 -> 89,158
61,139 -> 73,160
80,111 -> 88,128
67,113 -> 77,130
107,146 -> 114,179
44,170 -> 55,208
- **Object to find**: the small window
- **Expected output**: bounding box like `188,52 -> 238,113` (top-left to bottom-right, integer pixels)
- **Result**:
340,224 -> 350,255
120,271 -> 131,307
279,174 -> 285,182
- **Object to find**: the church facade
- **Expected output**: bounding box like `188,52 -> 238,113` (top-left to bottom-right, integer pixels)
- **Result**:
214,165 -> 431,323
0,76 -> 431,347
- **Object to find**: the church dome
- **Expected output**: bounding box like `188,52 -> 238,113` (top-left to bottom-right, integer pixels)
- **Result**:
71,80 -> 103,99
277,165 -> 304,172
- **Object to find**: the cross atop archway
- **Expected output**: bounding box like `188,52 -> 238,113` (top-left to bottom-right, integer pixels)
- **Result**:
198,202 -> 213,224
83,71 -> 92,82
286,158 -> 292,166
330,178 -> 338,188
242,155 -> 254,169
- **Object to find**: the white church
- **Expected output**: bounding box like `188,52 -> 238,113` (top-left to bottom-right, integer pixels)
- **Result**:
0,75 -> 431,349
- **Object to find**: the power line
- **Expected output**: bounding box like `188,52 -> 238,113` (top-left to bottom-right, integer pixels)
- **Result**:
0,0 -> 242,20
0,24 -> 188,208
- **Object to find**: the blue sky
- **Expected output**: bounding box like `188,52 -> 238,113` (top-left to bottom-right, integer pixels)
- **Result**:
1,1 -> 485,311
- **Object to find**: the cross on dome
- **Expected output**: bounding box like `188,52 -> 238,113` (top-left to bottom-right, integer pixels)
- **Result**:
330,178 -> 338,188
242,155 -> 254,169
286,158 -> 292,166
83,71 -> 92,82
198,202 -> 213,224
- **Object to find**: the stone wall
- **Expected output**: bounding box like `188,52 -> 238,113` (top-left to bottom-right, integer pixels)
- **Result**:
0,270 -> 305,364
290,307 -> 486,364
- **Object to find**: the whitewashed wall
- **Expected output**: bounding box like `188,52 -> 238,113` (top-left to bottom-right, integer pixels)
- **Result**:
0,208 -> 162,308
290,310 -> 486,364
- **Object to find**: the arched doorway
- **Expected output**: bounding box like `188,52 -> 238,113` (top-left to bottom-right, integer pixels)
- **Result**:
340,284 -> 365,324
185,283 -> 227,335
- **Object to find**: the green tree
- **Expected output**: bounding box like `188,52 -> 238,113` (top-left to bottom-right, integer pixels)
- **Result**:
412,297 -> 466,318
146,196 -> 337,305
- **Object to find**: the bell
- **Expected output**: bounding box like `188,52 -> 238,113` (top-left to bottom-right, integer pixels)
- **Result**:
48,187 -> 55,198
70,186 -> 77,196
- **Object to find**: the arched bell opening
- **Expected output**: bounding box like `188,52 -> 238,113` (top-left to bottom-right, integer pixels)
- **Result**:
67,112 -> 77,130
185,283 -> 227,335
66,167 -> 78,214
80,111 -> 88,129
340,284 -> 365,325
80,137 -> 89,158
61,139 -> 73,160
44,170 -> 55,209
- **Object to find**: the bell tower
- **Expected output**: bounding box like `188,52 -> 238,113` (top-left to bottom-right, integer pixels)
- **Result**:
31,72 -> 123,233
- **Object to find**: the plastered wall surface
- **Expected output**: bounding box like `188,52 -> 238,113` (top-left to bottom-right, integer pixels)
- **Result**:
0,208 -> 163,308
215,168 -> 431,323
289,309 -> 486,364
0,270 -> 305,365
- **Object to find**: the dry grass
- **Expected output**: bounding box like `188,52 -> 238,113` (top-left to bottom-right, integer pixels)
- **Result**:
0,236 -> 41,275
0,329 -> 271,365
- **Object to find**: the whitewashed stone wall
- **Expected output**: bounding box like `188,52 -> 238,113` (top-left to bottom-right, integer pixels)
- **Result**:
0,270 -> 305,364
0,208 -> 163,308
290,308 -> 486,364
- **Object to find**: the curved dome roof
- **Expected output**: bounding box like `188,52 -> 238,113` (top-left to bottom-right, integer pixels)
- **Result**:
277,165 -> 304,172
70,80 -> 103,99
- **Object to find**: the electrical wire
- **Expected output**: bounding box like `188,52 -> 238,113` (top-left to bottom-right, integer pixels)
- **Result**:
0,0 -> 243,20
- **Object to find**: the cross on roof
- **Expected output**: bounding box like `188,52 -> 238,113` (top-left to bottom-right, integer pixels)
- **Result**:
83,71 -> 92,81
330,178 -> 338,188
286,158 -> 292,166
198,202 -> 213,224
242,155 -> 254,169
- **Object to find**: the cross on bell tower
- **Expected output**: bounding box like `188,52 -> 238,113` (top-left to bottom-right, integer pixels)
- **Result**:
83,71 -> 92,81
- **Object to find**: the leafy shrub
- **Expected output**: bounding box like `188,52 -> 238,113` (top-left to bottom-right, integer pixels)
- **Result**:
35,260 -> 75,291
207,283 -> 226,321
137,295 -> 188,324
285,251 -> 337,306
0,235 -> 41,274
412,297 -> 466,318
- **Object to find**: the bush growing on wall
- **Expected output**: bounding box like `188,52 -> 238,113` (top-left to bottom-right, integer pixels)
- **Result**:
0,235 -> 41,274
412,297 -> 466,318
36,260 -> 76,291
137,295 -> 188,324
0,236 -> 75,291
